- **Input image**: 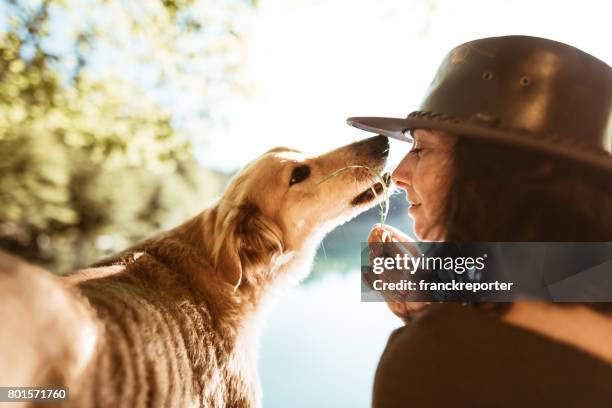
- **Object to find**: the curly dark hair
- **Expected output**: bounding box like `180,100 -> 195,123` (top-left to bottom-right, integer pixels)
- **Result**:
441,136 -> 612,314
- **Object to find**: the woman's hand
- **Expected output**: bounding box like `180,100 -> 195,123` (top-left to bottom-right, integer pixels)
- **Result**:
367,224 -> 431,323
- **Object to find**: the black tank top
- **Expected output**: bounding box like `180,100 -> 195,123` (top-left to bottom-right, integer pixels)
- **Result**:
373,303 -> 612,407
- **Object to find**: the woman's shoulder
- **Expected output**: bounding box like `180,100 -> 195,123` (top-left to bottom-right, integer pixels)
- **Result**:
373,303 -> 612,408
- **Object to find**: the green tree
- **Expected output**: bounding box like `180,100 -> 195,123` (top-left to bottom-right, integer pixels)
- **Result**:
0,0 -> 251,272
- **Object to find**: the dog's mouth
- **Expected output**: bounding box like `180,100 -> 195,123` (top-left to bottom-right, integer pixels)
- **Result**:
351,172 -> 392,206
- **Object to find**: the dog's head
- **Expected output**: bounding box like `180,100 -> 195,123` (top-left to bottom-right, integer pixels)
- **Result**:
211,135 -> 390,290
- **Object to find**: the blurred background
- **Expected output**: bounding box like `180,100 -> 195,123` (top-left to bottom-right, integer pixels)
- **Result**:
0,0 -> 609,406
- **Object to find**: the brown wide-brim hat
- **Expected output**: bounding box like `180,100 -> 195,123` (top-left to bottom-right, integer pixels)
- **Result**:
348,35 -> 612,173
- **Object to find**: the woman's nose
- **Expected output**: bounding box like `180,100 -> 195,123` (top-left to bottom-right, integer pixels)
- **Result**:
392,153 -> 415,189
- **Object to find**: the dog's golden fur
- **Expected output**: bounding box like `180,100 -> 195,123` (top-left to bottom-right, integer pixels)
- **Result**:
0,136 -> 389,408
0,251 -> 98,408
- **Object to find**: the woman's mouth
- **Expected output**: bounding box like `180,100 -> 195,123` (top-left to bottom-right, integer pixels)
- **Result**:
408,203 -> 421,213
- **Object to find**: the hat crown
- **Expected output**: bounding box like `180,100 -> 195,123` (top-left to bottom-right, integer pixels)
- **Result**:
420,35 -> 612,153
347,35 -> 612,172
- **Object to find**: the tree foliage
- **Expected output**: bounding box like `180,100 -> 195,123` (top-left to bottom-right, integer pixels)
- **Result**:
0,0 -> 251,272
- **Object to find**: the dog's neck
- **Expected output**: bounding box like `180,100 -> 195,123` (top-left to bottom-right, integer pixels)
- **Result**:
161,208 -> 313,337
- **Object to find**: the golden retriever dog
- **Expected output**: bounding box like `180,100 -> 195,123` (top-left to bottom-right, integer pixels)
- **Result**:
0,135 -> 389,408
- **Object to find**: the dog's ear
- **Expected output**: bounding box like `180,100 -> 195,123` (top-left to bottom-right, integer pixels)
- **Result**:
213,203 -> 284,290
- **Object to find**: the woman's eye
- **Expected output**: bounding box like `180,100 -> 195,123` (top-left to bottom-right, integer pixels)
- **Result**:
410,148 -> 423,157
290,165 -> 311,186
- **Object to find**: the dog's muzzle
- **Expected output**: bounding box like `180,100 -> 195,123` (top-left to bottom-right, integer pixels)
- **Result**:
351,172 -> 392,206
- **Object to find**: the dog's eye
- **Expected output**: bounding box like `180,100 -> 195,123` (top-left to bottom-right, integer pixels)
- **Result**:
289,165 -> 310,186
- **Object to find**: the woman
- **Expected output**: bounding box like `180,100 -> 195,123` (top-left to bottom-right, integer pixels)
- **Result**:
349,35 -> 612,406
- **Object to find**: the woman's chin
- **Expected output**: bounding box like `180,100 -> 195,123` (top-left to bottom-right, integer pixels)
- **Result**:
413,222 -> 445,242
412,221 -> 427,241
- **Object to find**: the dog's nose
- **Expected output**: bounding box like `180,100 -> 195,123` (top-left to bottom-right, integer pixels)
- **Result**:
359,135 -> 390,157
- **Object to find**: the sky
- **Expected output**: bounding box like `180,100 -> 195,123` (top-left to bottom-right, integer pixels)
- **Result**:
194,0 -> 612,171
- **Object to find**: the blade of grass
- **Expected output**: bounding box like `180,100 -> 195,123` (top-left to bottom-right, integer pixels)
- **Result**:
314,165 -> 390,225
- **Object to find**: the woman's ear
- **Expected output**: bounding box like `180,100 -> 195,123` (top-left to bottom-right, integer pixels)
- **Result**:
213,203 -> 284,290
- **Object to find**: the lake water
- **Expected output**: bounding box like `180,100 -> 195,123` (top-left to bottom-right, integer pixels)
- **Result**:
259,271 -> 401,407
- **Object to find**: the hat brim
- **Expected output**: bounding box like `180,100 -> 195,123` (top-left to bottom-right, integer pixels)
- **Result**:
347,115 -> 612,174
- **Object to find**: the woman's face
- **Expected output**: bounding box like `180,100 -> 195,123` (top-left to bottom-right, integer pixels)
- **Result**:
392,129 -> 456,241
